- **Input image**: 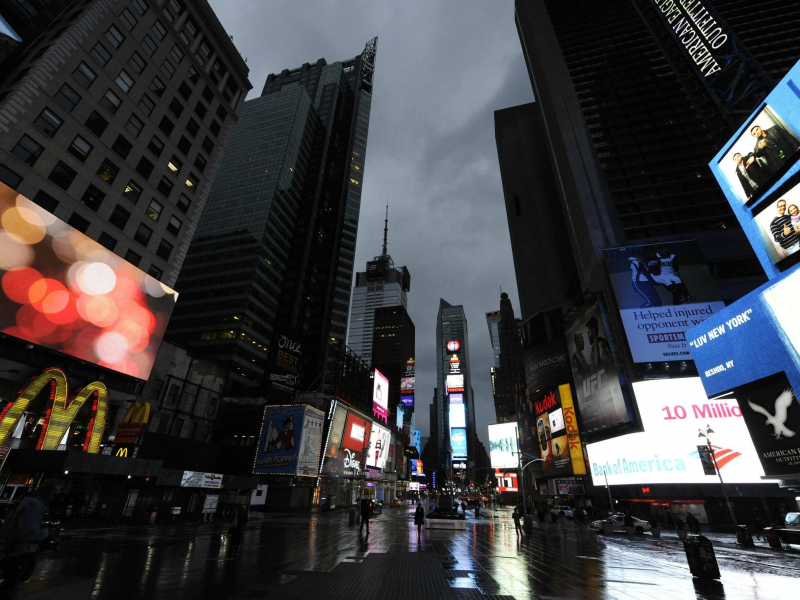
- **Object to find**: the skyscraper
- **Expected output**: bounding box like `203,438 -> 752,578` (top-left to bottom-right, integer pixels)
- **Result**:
166,38 -> 377,395
492,293 -> 524,423
486,310 -> 501,405
347,205 -> 410,364
371,304 -> 415,431
436,299 -> 477,479
0,0 -> 251,287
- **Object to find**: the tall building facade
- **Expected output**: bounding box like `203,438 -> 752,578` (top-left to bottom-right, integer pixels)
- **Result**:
347,208 -> 410,364
166,38 -> 377,395
486,310 -> 500,403
492,292 -> 524,423
436,299 -> 477,479
371,304 -> 415,433
0,0 -> 251,287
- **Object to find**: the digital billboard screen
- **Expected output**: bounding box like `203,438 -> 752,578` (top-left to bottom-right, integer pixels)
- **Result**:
372,368 -> 389,423
401,377 -> 415,392
401,393 -> 414,409
254,405 -> 324,476
603,241 -> 725,363
451,427 -> 467,458
0,182 -> 177,379
488,423 -> 518,469
565,297 -> 632,433
366,422 -> 391,470
531,385 -> 579,477
586,378 -> 770,485
449,396 -> 465,428
751,176 -> 800,271
446,374 -> 464,391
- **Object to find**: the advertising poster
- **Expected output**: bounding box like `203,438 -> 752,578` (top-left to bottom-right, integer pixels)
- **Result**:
729,372 -> 800,477
321,403 -> 348,474
322,406 -> 372,477
565,298 -> 631,433
0,182 -> 177,380
268,329 -> 302,403
446,374 -> 464,391
401,377 -> 415,392
181,472 -> 223,489
366,422 -> 391,470
255,405 -> 324,476
495,471 -> 518,492
717,104 -> 800,204
586,378 -> 770,485
752,175 -> 800,271
372,368 -> 389,423
488,423 -> 519,469
531,386 -> 572,476
603,241 -> 726,363
451,428 -> 467,458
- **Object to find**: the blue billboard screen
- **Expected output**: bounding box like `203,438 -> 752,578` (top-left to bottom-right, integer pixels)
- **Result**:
451,427 -> 467,458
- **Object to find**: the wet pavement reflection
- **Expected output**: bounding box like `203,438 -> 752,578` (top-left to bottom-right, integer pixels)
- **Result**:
26,506 -> 800,599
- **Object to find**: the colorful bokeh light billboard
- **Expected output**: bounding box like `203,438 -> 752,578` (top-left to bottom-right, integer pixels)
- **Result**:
0,183 -> 177,379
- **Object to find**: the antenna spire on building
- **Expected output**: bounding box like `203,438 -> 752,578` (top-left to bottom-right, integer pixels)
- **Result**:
382,200 -> 389,256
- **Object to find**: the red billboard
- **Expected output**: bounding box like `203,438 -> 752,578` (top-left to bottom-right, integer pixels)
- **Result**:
342,411 -> 372,453
0,183 -> 177,379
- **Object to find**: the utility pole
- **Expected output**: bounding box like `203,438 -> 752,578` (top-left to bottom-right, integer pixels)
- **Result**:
700,425 -> 737,527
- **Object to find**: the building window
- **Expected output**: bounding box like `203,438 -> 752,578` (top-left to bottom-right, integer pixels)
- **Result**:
123,179 -> 143,203
32,190 -> 58,212
34,108 -> 62,137
73,62 -> 97,88
178,81 -> 191,100
157,176 -> 173,197
182,19 -> 197,45
147,136 -> 165,157
141,35 -> 157,57
132,0 -> 148,16
84,110 -> 109,137
100,89 -> 122,114
136,156 -> 154,179
156,238 -> 173,260
98,232 -> 117,250
0,164 -> 23,188
169,44 -> 184,64
115,69 -> 135,93
90,42 -> 111,67
193,153 -> 207,173
109,204 -> 131,229
194,101 -> 207,118
118,7 -> 137,31
166,215 -> 182,236
125,113 -> 144,137
167,155 -> 182,174
128,51 -> 146,75
151,20 -> 167,41
67,213 -> 90,233
184,173 -> 198,193
177,136 -> 191,155
48,161 -> 77,190
186,118 -> 199,137
160,59 -> 175,80
146,199 -> 162,221
194,52 -> 205,67
111,134 -> 133,159
186,66 -> 199,85
105,24 -> 125,49
201,136 -> 213,154
161,6 -> 174,23
11,135 -> 44,166
96,159 -> 119,185
150,75 -> 166,98
124,249 -> 142,266
158,116 -> 174,136
134,222 -> 153,245
209,120 -> 220,137
80,184 -> 105,211
54,83 -> 81,112
148,264 -> 163,279
67,135 -> 93,163
138,93 -> 155,116
168,97 -> 183,117
177,193 -> 190,213
201,85 -> 213,103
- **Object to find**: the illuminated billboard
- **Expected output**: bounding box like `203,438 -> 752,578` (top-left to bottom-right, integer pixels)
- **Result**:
603,241 -> 725,363
565,296 -> 632,433
495,470 -> 518,493
321,402 -> 371,477
401,394 -> 414,409
586,378 -> 770,485
254,405 -> 324,476
401,377 -> 415,392
531,384 -> 585,477
372,368 -> 389,423
446,374 -> 464,391
488,423 -> 518,469
448,396 -> 465,428
451,427 -> 467,458
0,182 -> 177,379
366,422 -> 391,470
751,177 -> 800,270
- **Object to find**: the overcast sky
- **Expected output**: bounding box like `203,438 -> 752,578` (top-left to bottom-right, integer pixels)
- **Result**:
209,1 -> 533,447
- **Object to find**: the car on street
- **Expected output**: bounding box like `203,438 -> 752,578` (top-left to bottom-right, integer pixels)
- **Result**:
786,512 -> 799,529
590,515 -> 651,534
550,505 -> 574,519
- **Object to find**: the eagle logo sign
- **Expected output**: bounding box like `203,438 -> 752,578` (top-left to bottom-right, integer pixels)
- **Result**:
748,388 -> 797,440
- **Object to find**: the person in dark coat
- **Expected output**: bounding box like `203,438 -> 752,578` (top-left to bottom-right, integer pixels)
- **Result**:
753,516 -> 764,541
414,503 -> 425,539
733,152 -> 770,199
228,503 -> 248,556
512,508 -> 522,536
751,123 -> 800,168
359,498 -> 371,535
0,481 -> 58,600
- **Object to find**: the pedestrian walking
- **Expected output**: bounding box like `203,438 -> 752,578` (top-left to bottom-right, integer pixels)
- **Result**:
228,503 -> 248,556
666,512 -> 674,530
414,503 -> 425,539
537,507 -> 546,523
359,498 -> 371,535
753,516 -> 764,541
512,508 -> 523,536
0,481 -> 59,600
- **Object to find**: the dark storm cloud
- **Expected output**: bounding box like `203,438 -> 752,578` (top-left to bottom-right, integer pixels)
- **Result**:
208,1 -> 533,446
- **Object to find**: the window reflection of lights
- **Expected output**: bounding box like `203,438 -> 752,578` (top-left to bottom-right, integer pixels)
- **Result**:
168,160 -> 179,172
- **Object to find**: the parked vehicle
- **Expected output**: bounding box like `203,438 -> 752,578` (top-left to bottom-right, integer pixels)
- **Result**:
550,505 -> 574,519
786,513 -> 800,529
590,515 -> 651,534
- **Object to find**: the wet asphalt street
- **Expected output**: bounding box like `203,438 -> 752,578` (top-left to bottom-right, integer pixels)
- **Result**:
23,505 -> 800,599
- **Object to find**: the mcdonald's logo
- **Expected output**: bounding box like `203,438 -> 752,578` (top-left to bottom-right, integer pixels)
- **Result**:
115,447 -> 128,458
0,368 -> 108,454
122,401 -> 150,425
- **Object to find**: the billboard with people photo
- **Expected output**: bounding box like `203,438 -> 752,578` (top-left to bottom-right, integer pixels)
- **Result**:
603,241 -> 725,363
752,175 -> 800,270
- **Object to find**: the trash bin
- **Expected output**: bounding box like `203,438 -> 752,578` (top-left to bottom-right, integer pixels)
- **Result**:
763,527 -> 782,549
348,508 -> 357,526
682,535 -> 720,580
736,525 -> 754,546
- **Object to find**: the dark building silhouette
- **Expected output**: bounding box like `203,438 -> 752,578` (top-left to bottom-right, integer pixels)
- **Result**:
371,305 -> 415,431
492,293 -> 525,424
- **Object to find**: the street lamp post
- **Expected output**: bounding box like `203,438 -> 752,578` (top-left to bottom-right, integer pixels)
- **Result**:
699,424 -> 737,527
603,468 -> 614,514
